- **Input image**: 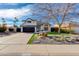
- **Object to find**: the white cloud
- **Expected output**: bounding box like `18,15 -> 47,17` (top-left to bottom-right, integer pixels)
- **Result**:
0,7 -> 30,18
0,3 -> 19,5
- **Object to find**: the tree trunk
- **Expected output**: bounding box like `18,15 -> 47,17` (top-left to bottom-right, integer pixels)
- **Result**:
58,25 -> 61,34
69,23 -> 72,34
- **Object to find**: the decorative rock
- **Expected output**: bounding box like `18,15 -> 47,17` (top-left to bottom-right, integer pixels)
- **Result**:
54,36 -> 63,42
64,37 -> 72,42
33,40 -> 41,44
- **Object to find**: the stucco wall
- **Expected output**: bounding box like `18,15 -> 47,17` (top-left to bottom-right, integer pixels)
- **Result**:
22,21 -> 37,26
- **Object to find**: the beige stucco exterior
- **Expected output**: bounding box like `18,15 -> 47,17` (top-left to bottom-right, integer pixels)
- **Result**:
41,24 -> 51,32
22,19 -> 37,26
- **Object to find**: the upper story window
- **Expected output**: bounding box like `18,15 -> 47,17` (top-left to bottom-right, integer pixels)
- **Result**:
45,24 -> 48,26
27,21 -> 31,23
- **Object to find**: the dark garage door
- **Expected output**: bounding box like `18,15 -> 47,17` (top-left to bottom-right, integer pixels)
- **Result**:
16,28 -> 21,32
23,27 -> 35,32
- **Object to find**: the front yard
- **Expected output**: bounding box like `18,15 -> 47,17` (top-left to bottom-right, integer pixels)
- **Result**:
27,32 -> 79,44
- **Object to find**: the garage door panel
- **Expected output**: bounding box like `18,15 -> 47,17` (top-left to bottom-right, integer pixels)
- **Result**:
23,27 -> 35,32
17,28 -> 21,32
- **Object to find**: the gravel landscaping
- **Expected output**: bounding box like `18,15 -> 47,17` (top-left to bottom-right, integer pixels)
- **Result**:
29,34 -> 79,44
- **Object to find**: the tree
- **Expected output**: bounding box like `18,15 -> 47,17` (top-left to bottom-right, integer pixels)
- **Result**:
2,18 -> 6,25
13,17 -> 19,32
1,18 -> 7,32
32,3 -> 76,33
13,17 -> 19,27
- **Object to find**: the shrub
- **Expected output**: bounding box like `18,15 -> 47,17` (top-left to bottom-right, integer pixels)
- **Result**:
54,27 -> 59,32
60,29 -> 73,33
9,28 -> 14,32
51,27 -> 73,33
0,25 -> 7,32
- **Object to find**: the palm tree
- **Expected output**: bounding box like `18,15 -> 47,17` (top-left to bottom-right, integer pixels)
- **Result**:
1,18 -> 7,28
1,18 -> 8,32
2,18 -> 6,25
13,17 -> 19,27
13,17 -> 19,32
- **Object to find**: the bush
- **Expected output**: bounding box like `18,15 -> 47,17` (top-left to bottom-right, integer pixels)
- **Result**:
9,28 -> 14,32
51,27 -> 73,33
0,25 -> 7,32
60,29 -> 73,33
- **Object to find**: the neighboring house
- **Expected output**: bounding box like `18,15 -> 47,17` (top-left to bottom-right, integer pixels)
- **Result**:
54,23 -> 70,30
21,18 -> 51,33
70,21 -> 79,33
53,21 -> 79,34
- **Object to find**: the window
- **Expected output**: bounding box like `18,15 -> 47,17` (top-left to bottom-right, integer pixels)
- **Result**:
44,27 -> 48,31
27,21 -> 31,23
45,24 -> 48,27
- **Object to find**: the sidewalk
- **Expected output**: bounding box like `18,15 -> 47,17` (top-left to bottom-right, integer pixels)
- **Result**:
24,44 -> 79,56
0,44 -> 79,56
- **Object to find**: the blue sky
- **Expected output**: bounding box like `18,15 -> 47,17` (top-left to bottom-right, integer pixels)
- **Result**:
0,3 -> 79,27
0,3 -> 30,9
0,3 -> 33,26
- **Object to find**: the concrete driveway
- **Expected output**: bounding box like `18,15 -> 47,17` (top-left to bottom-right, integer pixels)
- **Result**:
0,33 -> 32,45
0,33 -> 33,56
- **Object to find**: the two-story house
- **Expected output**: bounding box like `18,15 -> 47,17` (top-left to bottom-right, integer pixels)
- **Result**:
21,18 -> 51,33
